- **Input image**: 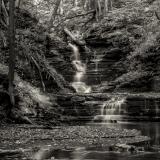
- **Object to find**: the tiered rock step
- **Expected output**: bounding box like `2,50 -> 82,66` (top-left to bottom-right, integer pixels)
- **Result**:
56,93 -> 160,123
86,49 -> 122,84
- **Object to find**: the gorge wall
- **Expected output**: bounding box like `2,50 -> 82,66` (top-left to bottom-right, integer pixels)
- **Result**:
82,0 -> 160,92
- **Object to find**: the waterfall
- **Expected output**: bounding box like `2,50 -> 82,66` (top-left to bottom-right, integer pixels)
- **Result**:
93,52 -> 99,72
94,96 -> 126,122
91,52 -> 103,72
69,43 -> 91,93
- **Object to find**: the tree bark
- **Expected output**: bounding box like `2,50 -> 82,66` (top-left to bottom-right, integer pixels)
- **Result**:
15,0 -> 21,9
74,0 -> 78,7
48,0 -> 61,32
8,0 -> 16,111
64,27 -> 85,46
0,0 -> 2,21
85,0 -> 102,21
1,0 -> 9,25
47,0 -> 61,54
155,11 -> 160,21
104,0 -> 112,14
0,30 -> 7,47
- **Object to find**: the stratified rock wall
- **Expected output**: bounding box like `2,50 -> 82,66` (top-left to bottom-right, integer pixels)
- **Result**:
57,93 -> 160,123
83,0 -> 160,92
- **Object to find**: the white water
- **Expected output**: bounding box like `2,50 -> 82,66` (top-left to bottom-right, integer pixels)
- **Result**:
69,43 -> 91,93
91,52 -> 103,72
94,97 -> 126,122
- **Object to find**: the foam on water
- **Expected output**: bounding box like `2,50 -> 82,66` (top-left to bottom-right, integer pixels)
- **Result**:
94,96 -> 126,122
69,43 -> 91,93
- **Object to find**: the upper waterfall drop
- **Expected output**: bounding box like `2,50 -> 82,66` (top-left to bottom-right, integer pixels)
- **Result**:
69,43 -> 91,94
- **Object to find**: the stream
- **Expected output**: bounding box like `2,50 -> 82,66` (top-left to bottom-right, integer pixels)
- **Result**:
1,122 -> 160,160
48,122 -> 160,160
1,37 -> 160,160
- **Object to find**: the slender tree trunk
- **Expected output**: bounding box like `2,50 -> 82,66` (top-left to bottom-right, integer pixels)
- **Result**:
59,0 -> 63,15
46,0 -> 61,55
2,0 -> 9,25
96,0 -> 102,20
82,0 -> 86,9
8,0 -> 15,111
0,0 -> 2,21
74,0 -> 78,7
104,0 -> 112,15
88,0 -> 102,21
15,0 -> 21,9
48,0 -> 61,32
18,0 -> 21,7
84,0 -> 90,10
108,0 -> 112,11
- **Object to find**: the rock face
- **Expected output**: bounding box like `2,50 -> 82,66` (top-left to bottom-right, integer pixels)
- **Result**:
57,93 -> 110,122
126,95 -> 160,120
47,38 -> 74,83
85,31 -> 128,85
80,0 -> 160,92
57,93 -> 160,123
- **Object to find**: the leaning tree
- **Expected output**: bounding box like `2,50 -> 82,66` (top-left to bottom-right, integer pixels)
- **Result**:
8,0 -> 16,113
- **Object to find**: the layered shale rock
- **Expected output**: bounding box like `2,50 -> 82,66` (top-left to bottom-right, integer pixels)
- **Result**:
83,0 -> 160,92
57,93 -> 160,123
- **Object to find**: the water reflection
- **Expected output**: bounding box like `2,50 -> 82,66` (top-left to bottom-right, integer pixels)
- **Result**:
32,122 -> 160,160
33,147 -> 160,160
111,122 -> 160,146
74,122 -> 160,160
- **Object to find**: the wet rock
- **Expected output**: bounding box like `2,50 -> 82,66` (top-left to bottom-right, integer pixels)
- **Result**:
33,147 -> 55,160
115,143 -> 136,153
71,96 -> 86,103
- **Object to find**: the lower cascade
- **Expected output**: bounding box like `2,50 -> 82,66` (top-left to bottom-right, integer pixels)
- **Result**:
94,96 -> 126,122
69,43 -> 91,93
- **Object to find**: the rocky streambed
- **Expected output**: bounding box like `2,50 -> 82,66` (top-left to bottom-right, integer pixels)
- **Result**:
0,124 -> 150,160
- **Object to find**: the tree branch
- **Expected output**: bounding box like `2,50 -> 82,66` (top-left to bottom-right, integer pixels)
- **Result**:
54,10 -> 95,31
65,9 -> 95,20
155,11 -> 160,21
31,56 -> 46,92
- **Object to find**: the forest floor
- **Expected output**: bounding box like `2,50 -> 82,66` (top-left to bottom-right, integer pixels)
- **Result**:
0,124 -> 149,160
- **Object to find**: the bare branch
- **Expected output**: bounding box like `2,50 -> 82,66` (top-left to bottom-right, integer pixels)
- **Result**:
155,11 -> 160,21
65,9 -> 95,20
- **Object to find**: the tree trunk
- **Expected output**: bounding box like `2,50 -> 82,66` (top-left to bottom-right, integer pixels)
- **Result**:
15,0 -> 21,9
59,0 -> 63,15
0,0 -> 2,20
47,0 -> 61,55
8,0 -> 15,112
74,0 -> 78,7
86,0 -> 102,21
2,0 -> 9,25
96,0 -> 102,20
82,0 -> 86,9
104,0 -> 112,15
48,0 -> 61,32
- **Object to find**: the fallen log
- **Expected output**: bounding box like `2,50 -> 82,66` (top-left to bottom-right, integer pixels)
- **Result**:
64,27 -> 86,46
0,149 -> 23,156
65,10 -> 95,20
